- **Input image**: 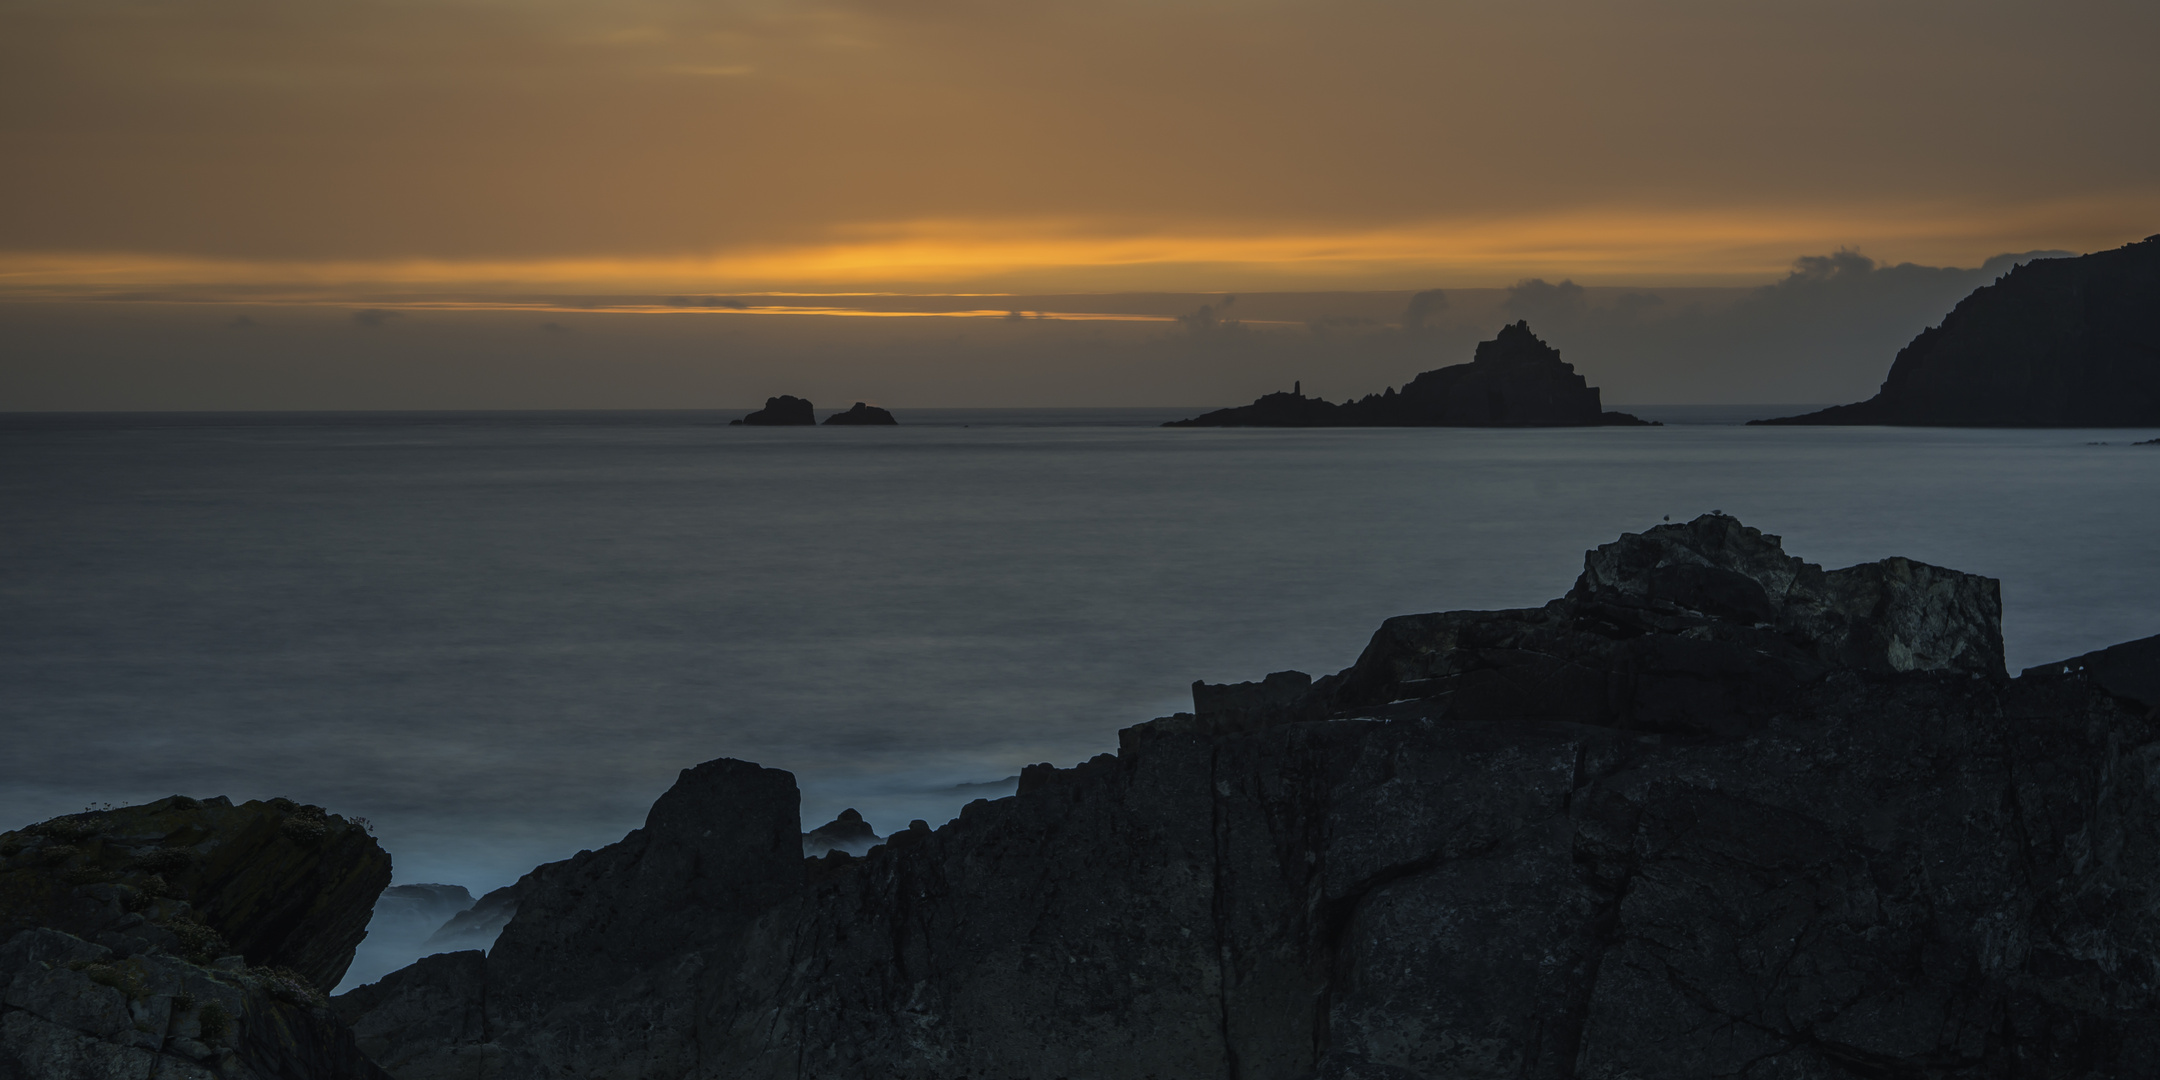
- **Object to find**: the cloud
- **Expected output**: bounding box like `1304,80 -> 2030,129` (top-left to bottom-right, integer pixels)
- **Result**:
1177,295 -> 1240,336
1401,289 -> 1446,334
541,321 -> 571,334
352,308 -> 399,327
227,315 -> 259,329
1501,278 -> 1587,328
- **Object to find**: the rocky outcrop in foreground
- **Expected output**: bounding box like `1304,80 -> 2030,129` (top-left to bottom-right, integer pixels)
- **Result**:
338,514 -> 2160,1079
1,796 -> 392,1078
1758,234 -> 2160,426
1167,321 -> 1654,427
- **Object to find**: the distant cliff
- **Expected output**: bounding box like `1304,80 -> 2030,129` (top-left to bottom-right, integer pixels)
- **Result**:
1758,235 -> 2160,426
336,515 -> 2160,1079
1167,321 -> 1653,427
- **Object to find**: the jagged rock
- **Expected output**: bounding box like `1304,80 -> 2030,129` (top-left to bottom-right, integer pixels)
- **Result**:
1166,322 -> 1656,427
729,395 -> 815,426
822,402 -> 897,426
338,516 -> 2160,1079
801,809 -> 882,857
0,795 -> 390,991
0,927 -> 391,1079
331,951 -> 491,1079
1757,234 -> 2160,426
0,795 -> 394,1079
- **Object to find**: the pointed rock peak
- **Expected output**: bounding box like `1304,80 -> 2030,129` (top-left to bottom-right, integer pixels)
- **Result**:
1473,320 -> 1569,367
838,808 -> 862,822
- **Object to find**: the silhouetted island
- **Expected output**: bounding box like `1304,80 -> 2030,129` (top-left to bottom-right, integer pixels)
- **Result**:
1165,321 -> 1655,427
729,395 -> 815,425
822,402 -> 897,425
1756,234 -> 2160,426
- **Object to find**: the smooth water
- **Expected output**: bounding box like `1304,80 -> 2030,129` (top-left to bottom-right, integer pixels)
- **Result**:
5,408 -> 2157,984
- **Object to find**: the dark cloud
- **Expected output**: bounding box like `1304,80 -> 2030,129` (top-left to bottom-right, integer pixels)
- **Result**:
664,296 -> 748,309
1177,295 -> 1241,336
352,308 -> 399,327
541,322 -> 571,334
1401,289 -> 1447,335
227,315 -> 259,330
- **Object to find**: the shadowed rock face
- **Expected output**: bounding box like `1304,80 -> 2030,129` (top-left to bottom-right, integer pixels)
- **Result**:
1,797 -> 393,1078
1166,322 -> 1652,427
1758,234 -> 2160,426
339,516 -> 2160,1080
0,796 -> 389,991
731,395 -> 816,425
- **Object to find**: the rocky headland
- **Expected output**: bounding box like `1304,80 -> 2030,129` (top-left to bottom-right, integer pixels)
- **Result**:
0,795 -> 392,1078
1758,235 -> 2160,426
320,514 -> 2160,1079
1167,321 -> 1655,427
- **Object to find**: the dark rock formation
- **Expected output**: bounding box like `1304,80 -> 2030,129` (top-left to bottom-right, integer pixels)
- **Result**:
0,796 -> 389,992
332,951 -> 490,1079
729,395 -> 815,426
822,402 -> 897,426
802,809 -> 882,857
340,516 -> 2160,1079
1166,322 -> 1656,427
1757,235 -> 2160,426
1,797 -> 393,1078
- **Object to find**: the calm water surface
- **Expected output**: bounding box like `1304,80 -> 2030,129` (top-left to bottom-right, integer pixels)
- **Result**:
6,408 -> 2157,960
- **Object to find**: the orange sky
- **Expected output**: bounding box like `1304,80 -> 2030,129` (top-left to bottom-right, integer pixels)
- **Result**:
4,0 -> 2157,296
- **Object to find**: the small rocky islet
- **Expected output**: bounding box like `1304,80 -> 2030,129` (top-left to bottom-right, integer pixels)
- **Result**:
728,396 -> 897,426
8,514 -> 2160,1077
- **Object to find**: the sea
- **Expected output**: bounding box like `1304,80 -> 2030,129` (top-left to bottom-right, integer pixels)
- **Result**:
5,406 -> 2158,989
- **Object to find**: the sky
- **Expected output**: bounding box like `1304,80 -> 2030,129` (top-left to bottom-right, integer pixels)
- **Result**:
3,0 -> 2157,405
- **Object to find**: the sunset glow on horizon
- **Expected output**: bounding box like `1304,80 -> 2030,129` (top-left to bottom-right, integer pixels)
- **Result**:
3,197 -> 2153,303
5,0 -> 2155,409
7,0 -> 2156,302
